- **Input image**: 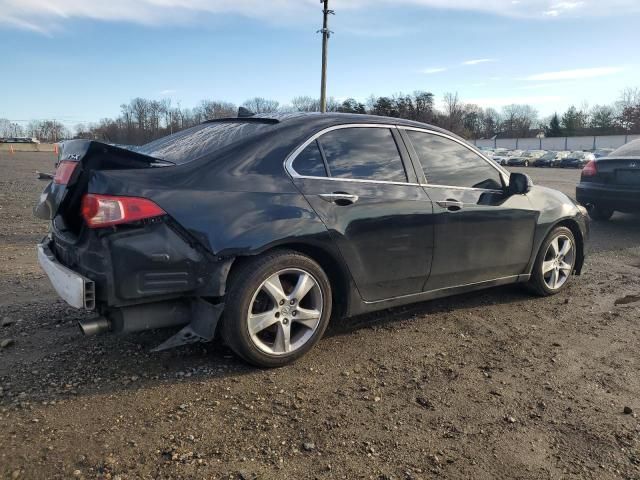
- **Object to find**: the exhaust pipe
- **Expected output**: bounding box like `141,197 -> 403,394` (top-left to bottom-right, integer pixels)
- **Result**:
78,317 -> 111,336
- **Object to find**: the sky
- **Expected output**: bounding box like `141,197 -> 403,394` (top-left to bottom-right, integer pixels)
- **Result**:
1,0 -> 639,129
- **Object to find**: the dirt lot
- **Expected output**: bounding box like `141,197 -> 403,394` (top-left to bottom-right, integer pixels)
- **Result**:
0,152 -> 639,480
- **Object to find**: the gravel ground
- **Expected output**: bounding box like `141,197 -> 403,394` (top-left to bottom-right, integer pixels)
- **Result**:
0,153 -> 639,480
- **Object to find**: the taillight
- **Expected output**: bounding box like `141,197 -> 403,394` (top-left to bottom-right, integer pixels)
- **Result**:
81,194 -> 166,228
53,160 -> 78,185
582,160 -> 598,178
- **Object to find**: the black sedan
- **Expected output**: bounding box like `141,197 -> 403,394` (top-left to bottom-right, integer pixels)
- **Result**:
576,140 -> 640,221
534,151 -> 567,168
560,152 -> 596,168
35,112 -> 589,367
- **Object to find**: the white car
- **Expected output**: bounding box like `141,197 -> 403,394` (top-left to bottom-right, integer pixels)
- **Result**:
493,149 -> 523,166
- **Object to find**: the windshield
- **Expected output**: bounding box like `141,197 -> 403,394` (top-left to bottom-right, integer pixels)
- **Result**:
137,121 -> 276,164
540,153 -> 555,160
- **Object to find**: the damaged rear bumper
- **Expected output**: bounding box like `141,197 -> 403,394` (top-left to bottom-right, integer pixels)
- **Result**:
37,219 -> 232,348
37,241 -> 96,310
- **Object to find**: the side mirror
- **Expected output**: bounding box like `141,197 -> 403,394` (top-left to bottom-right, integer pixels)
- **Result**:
508,172 -> 533,195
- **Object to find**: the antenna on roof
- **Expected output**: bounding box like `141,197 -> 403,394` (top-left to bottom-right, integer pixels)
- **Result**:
238,107 -> 256,118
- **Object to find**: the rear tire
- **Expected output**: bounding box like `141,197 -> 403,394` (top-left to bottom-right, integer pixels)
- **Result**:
528,226 -> 577,297
221,250 -> 332,368
588,205 -> 614,222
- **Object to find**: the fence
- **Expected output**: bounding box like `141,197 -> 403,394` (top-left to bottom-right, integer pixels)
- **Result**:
0,143 -> 56,152
473,134 -> 640,151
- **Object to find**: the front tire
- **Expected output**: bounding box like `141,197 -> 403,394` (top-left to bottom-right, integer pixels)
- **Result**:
528,226 -> 577,296
588,205 -> 614,222
221,250 -> 332,368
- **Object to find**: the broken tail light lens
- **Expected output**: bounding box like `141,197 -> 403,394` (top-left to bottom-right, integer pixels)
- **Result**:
53,160 -> 78,185
81,194 -> 166,228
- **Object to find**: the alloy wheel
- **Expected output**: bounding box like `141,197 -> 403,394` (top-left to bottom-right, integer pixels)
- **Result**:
247,268 -> 323,355
542,234 -> 575,290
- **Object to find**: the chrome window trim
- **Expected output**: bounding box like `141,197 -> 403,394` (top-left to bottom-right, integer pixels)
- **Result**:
398,126 -> 511,187
284,124 -> 419,186
420,183 -> 504,193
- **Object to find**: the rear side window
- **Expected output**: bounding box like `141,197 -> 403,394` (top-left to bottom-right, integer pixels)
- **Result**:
407,131 -> 503,190
292,140 -> 327,177
318,128 -> 407,182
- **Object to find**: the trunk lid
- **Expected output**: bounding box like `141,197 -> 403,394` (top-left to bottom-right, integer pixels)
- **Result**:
35,140 -> 172,225
590,157 -> 640,187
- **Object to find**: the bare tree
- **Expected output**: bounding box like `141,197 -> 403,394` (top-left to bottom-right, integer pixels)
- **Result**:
242,97 -> 280,114
501,104 -> 538,137
616,87 -> 640,112
199,100 -> 237,120
290,96 -> 319,112
442,92 -> 465,134
0,118 -> 25,137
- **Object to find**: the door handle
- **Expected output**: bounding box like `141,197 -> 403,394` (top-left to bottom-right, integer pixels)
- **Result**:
319,192 -> 359,206
437,200 -> 464,212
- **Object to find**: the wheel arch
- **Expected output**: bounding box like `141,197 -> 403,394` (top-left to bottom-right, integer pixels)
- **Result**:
226,242 -> 353,320
548,218 -> 585,275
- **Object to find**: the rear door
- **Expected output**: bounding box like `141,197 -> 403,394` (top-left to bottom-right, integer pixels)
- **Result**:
400,128 -> 538,291
287,125 -> 435,302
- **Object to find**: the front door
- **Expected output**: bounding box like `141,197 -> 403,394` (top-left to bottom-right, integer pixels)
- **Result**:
400,128 -> 538,291
288,125 -> 435,302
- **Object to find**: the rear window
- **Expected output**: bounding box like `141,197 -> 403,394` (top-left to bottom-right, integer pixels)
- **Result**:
137,121 -> 276,164
610,139 -> 640,158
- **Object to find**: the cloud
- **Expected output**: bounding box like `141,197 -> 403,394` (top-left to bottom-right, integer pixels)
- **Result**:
543,3 -> 584,16
524,67 -> 625,81
160,89 -> 177,95
1,0 -> 639,34
343,26 -> 419,38
421,67 -> 447,74
462,58 -> 497,66
466,95 -> 565,108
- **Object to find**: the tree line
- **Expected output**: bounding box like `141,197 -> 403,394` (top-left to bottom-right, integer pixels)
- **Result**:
4,87 -> 640,144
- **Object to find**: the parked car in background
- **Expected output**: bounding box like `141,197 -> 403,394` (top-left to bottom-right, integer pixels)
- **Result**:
534,151 -> 570,168
34,112 -> 589,367
507,150 -> 546,167
2,137 -> 39,144
593,148 -> 614,158
560,151 -> 596,169
494,149 -> 523,166
577,140 -> 640,221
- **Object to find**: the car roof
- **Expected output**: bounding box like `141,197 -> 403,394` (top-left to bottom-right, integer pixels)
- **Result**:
229,111 -> 457,136
609,139 -> 640,159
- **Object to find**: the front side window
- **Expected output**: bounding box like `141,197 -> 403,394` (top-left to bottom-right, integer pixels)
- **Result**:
407,131 -> 503,190
317,127 -> 407,182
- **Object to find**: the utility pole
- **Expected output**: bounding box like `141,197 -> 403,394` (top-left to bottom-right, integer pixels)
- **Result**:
318,0 -> 333,113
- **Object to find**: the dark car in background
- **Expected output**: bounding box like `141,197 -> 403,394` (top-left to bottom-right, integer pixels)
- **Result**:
506,150 -> 546,167
560,151 -> 596,169
35,112 -> 589,367
1,137 -> 38,144
534,151 -> 570,168
577,140 -> 640,221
